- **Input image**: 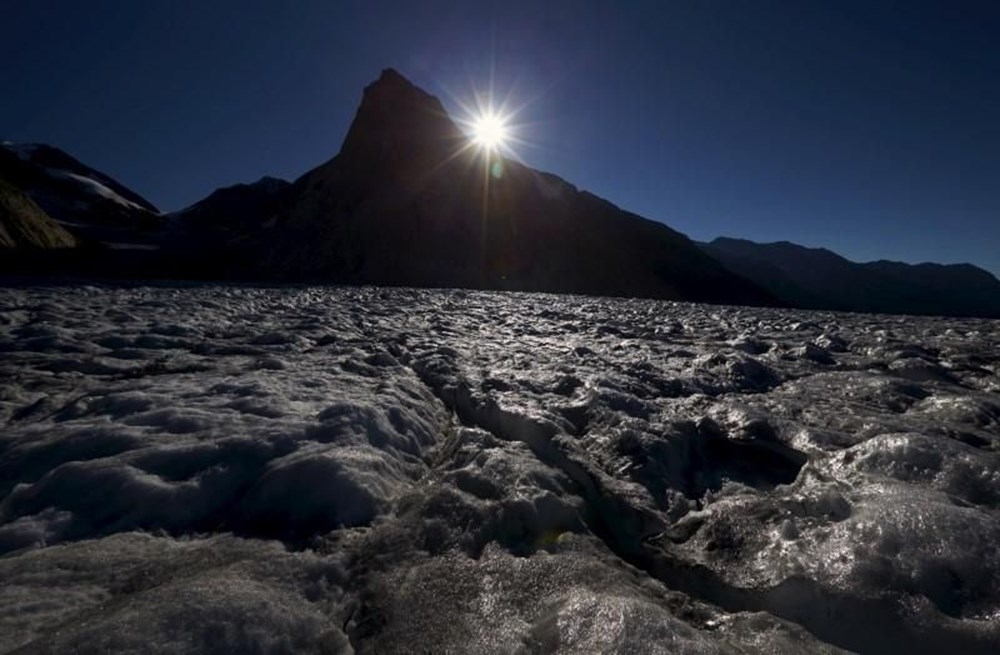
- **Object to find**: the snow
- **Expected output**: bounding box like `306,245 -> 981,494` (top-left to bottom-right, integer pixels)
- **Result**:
45,168 -> 147,212
0,284 -> 998,653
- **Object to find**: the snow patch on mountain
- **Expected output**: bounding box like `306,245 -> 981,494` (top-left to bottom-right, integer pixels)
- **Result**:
45,169 -> 147,212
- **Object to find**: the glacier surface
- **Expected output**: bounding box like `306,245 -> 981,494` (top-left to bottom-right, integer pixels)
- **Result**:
0,284 -> 998,653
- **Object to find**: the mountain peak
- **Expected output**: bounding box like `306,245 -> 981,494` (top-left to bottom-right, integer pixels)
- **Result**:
337,69 -> 464,172
374,67 -> 409,86
1,141 -> 158,214
358,68 -> 437,109
253,176 -> 290,191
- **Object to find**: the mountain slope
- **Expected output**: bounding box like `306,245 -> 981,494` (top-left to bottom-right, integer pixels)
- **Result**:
171,176 -> 290,232
0,142 -> 161,245
701,237 -> 1000,317
0,177 -> 78,249
154,176 -> 292,278
254,69 -> 778,305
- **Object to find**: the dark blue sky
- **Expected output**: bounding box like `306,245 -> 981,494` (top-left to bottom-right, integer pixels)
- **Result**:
3,1 -> 998,274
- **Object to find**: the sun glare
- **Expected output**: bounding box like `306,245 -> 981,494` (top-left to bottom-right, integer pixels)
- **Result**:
472,113 -> 508,151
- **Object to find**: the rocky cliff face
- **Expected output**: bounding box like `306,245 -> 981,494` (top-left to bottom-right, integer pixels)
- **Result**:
256,69 -> 777,305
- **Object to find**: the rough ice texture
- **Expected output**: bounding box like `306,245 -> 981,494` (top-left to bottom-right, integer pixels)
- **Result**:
0,284 -> 998,654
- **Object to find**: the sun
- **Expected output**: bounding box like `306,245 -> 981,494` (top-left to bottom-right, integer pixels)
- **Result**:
471,113 -> 509,151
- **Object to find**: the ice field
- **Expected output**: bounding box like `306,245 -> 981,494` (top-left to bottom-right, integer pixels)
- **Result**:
1,284 -> 999,653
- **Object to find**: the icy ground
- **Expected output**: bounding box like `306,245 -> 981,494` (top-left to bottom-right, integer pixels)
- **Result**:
1,285 -> 999,654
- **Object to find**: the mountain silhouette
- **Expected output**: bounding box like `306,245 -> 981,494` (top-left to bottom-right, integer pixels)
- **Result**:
4,70 -> 998,318
156,176 -> 292,279
700,237 -> 1000,318
245,69 -> 776,304
172,176 -> 290,230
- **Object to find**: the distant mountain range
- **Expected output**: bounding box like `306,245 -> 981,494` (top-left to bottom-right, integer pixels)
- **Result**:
700,237 -> 1000,318
3,69 -> 999,318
